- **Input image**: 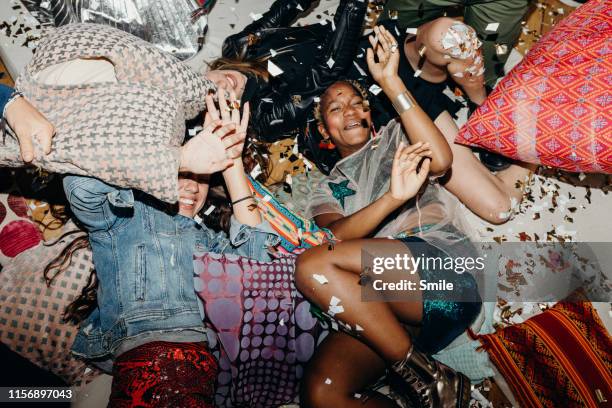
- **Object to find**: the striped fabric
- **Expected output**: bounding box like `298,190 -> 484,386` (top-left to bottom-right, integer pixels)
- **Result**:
246,176 -> 334,253
478,291 -> 612,408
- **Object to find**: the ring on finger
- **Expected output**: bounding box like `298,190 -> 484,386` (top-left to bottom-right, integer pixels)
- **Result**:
390,43 -> 398,53
231,100 -> 241,110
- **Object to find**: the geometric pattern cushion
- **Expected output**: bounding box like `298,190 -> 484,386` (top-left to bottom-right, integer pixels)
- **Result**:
478,290 -> 612,408
0,235 -> 101,385
457,0 -> 612,173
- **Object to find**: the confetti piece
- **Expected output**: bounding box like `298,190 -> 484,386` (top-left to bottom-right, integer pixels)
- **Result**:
204,205 -> 215,216
495,44 -> 508,56
355,324 -> 364,331
249,12 -> 263,21
330,296 -> 341,306
312,274 -> 329,284
279,318 -> 284,326
406,27 -> 418,35
413,69 -> 422,77
327,57 -> 335,68
578,172 -> 586,181
485,22 -> 500,32
368,84 -> 382,95
324,378 -> 332,385
320,19 -> 328,26
331,320 -> 338,331
269,48 -> 278,57
354,393 -> 362,399
296,4 -> 304,11
194,215 -> 203,224
353,61 -> 367,76
250,163 -> 262,178
267,60 -> 284,77
328,305 -> 345,316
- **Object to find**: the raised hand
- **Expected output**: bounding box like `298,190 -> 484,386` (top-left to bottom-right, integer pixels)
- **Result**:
4,96 -> 55,163
388,141 -> 432,202
204,87 -> 249,160
180,120 -> 245,174
366,25 -> 401,89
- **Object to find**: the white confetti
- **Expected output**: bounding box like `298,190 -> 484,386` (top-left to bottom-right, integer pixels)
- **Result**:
325,378 -> 332,385
313,96 -> 321,103
354,393 -> 362,399
194,215 -> 203,225
296,4 -> 304,11
578,172 -> 586,181
269,48 -> 278,57
249,12 -> 263,21
331,320 -> 339,331
328,304 -> 344,317
327,57 -> 335,68
204,205 -> 215,216
353,61 -> 367,76
270,119 -> 284,125
414,69 -> 422,78
320,19 -> 328,26
485,22 -> 500,32
84,367 -> 92,375
279,318 -> 285,326
330,296 -> 341,306
250,163 -> 262,178
369,84 -> 382,95
405,27 -> 418,35
261,98 -> 273,103
355,324 -> 364,331
312,274 -> 329,285
267,60 -> 284,77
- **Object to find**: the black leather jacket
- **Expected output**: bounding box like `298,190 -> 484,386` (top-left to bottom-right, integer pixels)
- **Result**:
222,0 -> 368,142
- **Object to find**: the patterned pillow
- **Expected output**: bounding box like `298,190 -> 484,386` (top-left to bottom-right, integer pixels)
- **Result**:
456,0 -> 611,173
0,193 -> 43,266
478,290 -> 611,408
0,234 -> 101,385
194,252 -> 329,408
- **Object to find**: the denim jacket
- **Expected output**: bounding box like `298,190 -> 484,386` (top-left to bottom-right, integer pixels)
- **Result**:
63,175 -> 280,365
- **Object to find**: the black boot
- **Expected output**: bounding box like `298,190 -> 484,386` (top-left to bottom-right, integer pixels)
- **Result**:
388,347 -> 471,408
478,149 -> 512,172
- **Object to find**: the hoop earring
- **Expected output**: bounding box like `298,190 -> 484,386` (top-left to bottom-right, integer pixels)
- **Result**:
319,137 -> 336,150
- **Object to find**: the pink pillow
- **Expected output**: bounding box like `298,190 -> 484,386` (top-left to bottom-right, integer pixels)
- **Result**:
456,0 -> 612,173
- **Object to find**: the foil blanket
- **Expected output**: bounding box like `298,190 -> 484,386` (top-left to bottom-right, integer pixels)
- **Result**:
22,0 -> 207,60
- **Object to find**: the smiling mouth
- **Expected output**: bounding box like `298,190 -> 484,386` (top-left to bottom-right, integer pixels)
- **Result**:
344,120 -> 361,130
179,198 -> 195,206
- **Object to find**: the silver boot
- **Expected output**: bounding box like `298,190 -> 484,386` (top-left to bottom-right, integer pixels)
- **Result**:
388,347 -> 471,408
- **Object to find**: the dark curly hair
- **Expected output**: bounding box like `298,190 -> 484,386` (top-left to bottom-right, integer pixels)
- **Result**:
301,80 -> 371,175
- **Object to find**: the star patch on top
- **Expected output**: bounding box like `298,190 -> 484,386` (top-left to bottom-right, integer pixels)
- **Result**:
328,180 -> 356,209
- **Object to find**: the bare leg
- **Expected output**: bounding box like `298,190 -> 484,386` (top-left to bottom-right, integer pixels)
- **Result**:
295,238 -> 422,362
434,111 -> 534,223
301,331 -> 398,408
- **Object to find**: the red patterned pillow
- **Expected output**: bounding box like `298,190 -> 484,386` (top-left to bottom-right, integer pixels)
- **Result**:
456,0 -> 612,173
478,290 -> 611,408
0,193 -> 43,266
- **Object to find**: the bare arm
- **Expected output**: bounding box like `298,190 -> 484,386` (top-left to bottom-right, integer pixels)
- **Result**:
316,192 -> 404,240
207,92 -> 262,227
368,26 -> 452,176
316,142 -> 432,240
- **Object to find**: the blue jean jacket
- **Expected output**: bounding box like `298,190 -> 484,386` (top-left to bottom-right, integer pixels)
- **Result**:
0,84 -> 14,115
63,175 -> 280,365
